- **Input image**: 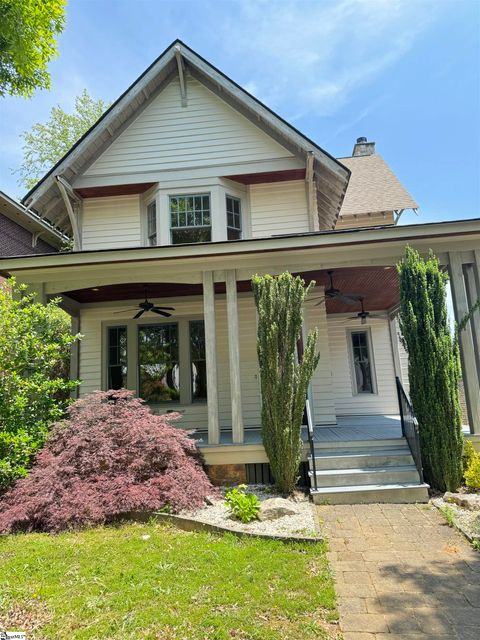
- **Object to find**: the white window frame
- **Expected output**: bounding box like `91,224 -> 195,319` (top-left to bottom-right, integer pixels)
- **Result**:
226,194 -> 242,240
169,193 -> 212,245
102,316 -> 206,407
347,327 -> 378,395
146,199 -> 158,246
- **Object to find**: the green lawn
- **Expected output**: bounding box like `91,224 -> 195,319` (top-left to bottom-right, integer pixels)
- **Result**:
0,522 -> 339,640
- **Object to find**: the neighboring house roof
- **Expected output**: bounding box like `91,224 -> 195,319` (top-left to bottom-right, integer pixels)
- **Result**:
0,191 -> 66,253
22,39 -> 350,236
338,154 -> 418,217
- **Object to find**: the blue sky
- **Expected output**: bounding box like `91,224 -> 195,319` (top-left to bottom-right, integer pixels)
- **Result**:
0,0 -> 479,225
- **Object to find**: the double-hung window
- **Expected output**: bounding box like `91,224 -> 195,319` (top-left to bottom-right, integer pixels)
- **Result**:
170,194 -> 211,244
146,201 -> 157,246
226,195 -> 242,240
349,330 -> 375,394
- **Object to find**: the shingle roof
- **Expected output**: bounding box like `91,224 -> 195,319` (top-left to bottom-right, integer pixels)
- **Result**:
338,154 -> 418,217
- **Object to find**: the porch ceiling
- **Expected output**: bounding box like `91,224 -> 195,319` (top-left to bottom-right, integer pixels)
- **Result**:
63,265 -> 399,313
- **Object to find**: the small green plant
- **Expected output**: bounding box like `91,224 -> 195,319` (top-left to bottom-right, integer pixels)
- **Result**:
224,484 -> 260,523
463,440 -> 480,491
472,539 -> 480,551
440,504 -> 456,528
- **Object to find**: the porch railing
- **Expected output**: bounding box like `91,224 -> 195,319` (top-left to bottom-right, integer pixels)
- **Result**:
395,377 -> 424,483
305,399 -> 318,491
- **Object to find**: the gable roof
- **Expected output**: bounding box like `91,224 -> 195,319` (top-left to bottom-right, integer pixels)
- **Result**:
338,154 -> 418,217
22,39 -> 350,236
0,190 -> 66,250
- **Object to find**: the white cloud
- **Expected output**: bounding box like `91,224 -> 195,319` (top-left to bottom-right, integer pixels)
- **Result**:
222,0 -> 436,119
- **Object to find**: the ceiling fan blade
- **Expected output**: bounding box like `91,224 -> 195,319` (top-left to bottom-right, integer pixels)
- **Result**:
152,308 -> 171,317
154,306 -> 175,311
337,293 -> 361,305
133,309 -> 145,319
113,308 -> 138,314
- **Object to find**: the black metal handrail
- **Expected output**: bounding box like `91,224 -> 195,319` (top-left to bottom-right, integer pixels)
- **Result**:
305,399 -> 318,491
395,376 -> 424,483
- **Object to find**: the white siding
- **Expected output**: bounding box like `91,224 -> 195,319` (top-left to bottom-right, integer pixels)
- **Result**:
327,316 -> 399,415
304,298 -> 336,424
82,195 -> 141,250
83,77 -> 292,177
249,180 -> 309,238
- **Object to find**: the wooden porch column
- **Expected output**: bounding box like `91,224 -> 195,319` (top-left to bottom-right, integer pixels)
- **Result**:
464,262 -> 480,376
449,252 -> 480,434
225,269 -> 244,443
202,270 -> 220,444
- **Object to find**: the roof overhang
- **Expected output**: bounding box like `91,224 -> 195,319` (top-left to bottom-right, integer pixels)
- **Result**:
0,191 -> 67,249
1,219 -> 478,292
21,40 -> 350,237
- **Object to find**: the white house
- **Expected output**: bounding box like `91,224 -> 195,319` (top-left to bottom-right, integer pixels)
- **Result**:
1,41 -> 479,503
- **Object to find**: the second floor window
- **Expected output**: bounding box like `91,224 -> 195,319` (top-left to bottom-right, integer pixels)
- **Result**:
226,195 -> 242,240
170,194 -> 211,244
147,201 -> 157,246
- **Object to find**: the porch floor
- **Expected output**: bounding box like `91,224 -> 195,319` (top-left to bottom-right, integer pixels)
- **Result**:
195,414 -> 403,447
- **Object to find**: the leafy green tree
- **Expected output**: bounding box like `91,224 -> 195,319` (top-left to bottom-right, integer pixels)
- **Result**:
397,246 -> 463,492
252,272 -> 320,494
0,279 -> 80,489
0,0 -> 65,98
17,89 -> 109,189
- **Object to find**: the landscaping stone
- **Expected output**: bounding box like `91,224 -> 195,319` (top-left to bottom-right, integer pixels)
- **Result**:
444,492 -> 480,511
257,497 -> 298,521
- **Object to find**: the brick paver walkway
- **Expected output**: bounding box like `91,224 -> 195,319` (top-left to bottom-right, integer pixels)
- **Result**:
316,503 -> 479,640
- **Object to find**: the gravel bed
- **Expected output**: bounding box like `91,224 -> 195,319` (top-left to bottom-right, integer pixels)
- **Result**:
432,496 -> 480,542
182,485 -> 318,538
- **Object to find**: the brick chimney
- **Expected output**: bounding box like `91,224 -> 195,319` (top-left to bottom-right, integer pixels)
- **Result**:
352,136 -> 375,157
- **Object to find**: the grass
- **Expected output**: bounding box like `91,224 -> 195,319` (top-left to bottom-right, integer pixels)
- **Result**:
0,521 -> 339,640
439,504 -> 456,527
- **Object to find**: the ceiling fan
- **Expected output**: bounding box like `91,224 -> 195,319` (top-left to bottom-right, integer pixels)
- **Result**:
114,290 -> 175,319
348,297 -> 387,325
310,270 -> 360,306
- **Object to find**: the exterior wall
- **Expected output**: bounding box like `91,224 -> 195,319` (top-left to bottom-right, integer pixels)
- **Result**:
77,291 -> 339,433
82,195 -> 142,250
327,315 -> 399,415
0,213 -> 56,256
83,77 -> 292,178
249,180 -> 310,238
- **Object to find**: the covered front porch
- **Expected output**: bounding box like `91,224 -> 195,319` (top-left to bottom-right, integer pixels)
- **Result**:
2,219 -> 479,457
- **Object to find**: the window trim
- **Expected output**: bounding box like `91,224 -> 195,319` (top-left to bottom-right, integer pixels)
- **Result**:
226,194 -> 242,240
146,199 -> 158,246
347,327 -> 378,395
169,193 -> 212,245
103,315 -> 207,407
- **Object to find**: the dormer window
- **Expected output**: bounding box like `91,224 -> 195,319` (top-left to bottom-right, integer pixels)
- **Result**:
226,195 -> 242,240
170,194 -> 211,244
147,201 -> 157,246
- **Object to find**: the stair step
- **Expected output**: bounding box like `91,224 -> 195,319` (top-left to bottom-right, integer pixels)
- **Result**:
311,482 -> 430,505
312,438 -> 407,451
310,465 -> 420,487
309,449 -> 413,470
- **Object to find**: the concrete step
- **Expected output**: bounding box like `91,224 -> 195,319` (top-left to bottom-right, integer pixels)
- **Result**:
311,482 -> 430,505
309,448 -> 413,470
310,465 -> 420,487
311,438 -> 407,452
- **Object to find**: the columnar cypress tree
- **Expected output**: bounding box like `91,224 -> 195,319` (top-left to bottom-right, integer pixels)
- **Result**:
252,272 -> 320,494
397,246 -> 463,491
